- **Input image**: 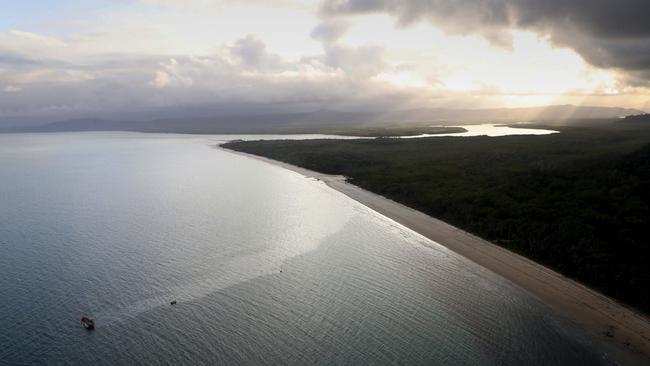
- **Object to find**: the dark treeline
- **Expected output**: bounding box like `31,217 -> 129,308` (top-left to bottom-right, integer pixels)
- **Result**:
223,122 -> 650,313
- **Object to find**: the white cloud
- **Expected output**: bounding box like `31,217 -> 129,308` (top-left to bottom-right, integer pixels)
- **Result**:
0,31 -> 421,117
150,70 -> 171,88
0,30 -> 69,61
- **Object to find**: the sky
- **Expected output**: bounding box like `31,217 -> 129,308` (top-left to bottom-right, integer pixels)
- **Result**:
1,0 -> 649,121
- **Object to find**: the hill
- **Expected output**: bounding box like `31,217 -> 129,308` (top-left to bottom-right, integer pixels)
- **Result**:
2,105 -> 643,134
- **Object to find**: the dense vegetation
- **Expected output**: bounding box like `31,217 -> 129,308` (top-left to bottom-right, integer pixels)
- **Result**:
223,121 -> 650,313
621,113 -> 650,123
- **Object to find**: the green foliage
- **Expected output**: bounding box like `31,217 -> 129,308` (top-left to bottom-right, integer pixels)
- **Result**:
223,122 -> 650,313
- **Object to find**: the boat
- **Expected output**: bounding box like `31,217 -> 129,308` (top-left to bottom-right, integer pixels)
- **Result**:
170,300 -> 177,305
81,316 -> 95,330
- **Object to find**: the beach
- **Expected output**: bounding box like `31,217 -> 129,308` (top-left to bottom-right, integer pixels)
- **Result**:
222,146 -> 650,364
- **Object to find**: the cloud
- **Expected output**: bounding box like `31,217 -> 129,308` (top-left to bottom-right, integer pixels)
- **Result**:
150,70 -> 171,88
229,35 -> 287,71
3,85 -> 21,93
310,18 -> 352,44
320,0 -> 650,83
136,0 -> 312,6
0,31 -> 420,119
0,30 -> 70,62
1,2 -> 648,122
321,44 -> 386,78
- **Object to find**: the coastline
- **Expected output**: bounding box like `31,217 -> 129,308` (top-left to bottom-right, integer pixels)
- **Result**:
220,146 -> 650,364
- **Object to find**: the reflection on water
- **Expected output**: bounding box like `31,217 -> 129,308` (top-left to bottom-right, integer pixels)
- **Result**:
403,123 -> 558,138
0,132 -> 612,366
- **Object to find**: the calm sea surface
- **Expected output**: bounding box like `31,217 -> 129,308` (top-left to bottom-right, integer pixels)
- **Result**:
0,133 -> 613,365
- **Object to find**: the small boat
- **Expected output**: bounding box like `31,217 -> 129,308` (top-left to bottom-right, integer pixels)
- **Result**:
170,300 -> 177,305
81,316 -> 95,330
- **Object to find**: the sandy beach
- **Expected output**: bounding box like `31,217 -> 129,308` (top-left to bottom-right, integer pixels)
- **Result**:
222,146 -> 650,364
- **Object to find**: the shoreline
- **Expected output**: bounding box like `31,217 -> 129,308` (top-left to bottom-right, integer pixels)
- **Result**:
220,146 -> 650,364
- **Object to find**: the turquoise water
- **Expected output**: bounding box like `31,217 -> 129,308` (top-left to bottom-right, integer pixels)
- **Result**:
0,133 -> 612,365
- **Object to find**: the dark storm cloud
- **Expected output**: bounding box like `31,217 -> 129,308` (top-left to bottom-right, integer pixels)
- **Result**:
321,0 -> 650,83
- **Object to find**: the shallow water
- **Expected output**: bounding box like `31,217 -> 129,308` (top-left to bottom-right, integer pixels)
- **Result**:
0,132 -> 612,365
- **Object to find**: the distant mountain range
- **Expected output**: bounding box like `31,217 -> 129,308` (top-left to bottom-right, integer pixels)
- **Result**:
2,105 -> 644,134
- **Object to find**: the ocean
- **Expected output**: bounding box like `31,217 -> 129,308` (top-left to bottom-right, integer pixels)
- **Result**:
0,132 -> 612,365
